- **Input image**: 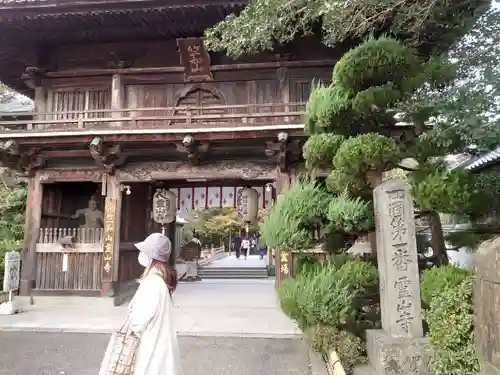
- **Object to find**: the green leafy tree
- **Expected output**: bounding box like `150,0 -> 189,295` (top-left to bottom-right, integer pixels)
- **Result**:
301,37 -> 459,262
0,83 -> 14,104
205,0 -> 489,57
0,180 -> 27,274
406,8 -> 500,151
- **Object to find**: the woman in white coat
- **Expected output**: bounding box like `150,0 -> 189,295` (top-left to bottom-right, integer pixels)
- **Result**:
128,232 -> 182,375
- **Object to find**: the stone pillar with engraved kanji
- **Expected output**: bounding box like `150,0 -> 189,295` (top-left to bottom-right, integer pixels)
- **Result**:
355,179 -> 432,375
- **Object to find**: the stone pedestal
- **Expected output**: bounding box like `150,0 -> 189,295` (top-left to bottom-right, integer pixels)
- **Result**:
354,330 -> 431,374
177,261 -> 200,282
356,180 -> 431,374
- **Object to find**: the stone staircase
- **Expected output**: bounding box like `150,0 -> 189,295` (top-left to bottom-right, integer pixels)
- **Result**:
198,265 -> 269,279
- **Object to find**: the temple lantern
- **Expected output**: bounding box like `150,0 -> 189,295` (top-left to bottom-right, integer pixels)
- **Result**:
152,188 -> 177,234
237,187 -> 259,223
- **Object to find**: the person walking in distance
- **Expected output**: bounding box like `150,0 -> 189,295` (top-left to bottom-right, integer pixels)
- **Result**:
233,233 -> 242,260
241,236 -> 250,260
128,233 -> 182,375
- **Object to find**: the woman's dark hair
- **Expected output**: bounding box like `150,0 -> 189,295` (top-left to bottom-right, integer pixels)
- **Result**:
145,259 -> 178,294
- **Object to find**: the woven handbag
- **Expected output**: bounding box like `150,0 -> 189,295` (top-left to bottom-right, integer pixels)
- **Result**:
99,318 -> 141,375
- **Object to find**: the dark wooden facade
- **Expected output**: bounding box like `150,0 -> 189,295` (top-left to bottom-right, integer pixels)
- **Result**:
0,1 -> 340,300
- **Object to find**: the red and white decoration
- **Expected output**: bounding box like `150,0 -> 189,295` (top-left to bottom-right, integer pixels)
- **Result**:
170,185 -> 273,217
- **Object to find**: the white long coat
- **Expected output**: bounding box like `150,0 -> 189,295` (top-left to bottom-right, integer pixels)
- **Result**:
129,272 -> 182,375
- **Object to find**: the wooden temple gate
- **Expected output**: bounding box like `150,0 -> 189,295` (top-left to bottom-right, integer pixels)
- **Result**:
20,164 -> 293,298
0,0 -> 338,300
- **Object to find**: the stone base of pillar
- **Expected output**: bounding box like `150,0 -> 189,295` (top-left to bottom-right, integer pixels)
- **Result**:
354,330 -> 432,375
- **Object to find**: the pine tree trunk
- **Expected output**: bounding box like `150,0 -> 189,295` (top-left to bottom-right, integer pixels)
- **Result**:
427,211 -> 449,266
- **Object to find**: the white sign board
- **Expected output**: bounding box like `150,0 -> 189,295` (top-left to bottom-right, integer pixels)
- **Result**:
3,252 -> 21,293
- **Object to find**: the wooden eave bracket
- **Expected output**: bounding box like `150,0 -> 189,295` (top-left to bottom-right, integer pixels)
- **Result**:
265,133 -> 301,172
108,51 -> 136,69
175,137 -> 210,165
0,140 -> 45,176
21,66 -> 45,89
89,137 -> 127,174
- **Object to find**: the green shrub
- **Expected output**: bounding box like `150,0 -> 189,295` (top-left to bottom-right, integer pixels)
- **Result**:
424,278 -> 479,375
278,256 -> 379,334
305,324 -> 367,373
332,133 -> 402,177
278,257 -> 378,374
420,264 -> 471,307
332,36 -> 420,93
305,84 -> 355,135
303,133 -> 345,170
278,277 -> 308,328
260,177 -> 331,250
295,255 -> 323,277
327,191 -> 374,234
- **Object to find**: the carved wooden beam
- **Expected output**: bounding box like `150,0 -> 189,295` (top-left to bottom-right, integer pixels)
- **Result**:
264,132 -> 302,172
175,135 -> 210,165
89,137 -> 127,173
0,142 -> 45,176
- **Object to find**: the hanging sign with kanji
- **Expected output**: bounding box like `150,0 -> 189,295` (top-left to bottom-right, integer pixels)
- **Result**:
177,37 -> 213,82
153,189 -> 177,225
236,187 -> 259,222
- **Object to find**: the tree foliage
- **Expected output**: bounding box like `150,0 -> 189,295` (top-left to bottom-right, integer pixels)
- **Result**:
205,0 -> 489,57
0,180 -> 27,274
0,82 -> 15,105
411,168 -> 486,218
182,207 -> 262,246
404,7 -> 500,151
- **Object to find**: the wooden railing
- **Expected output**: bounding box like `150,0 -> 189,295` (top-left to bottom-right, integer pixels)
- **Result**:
0,102 -> 307,133
38,227 -> 104,245
198,245 -> 226,266
35,227 -> 104,292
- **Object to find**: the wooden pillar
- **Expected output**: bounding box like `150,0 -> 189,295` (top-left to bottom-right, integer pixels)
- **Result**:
276,66 -> 289,121
19,172 -> 43,296
102,173 -> 122,297
167,220 -> 176,267
111,73 -> 125,127
274,167 -> 291,197
274,166 -> 292,288
33,86 -> 47,128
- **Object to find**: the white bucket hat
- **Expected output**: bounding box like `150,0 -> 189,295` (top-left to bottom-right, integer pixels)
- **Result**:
134,233 -> 171,263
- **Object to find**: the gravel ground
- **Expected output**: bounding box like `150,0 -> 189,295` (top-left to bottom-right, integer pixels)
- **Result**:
0,332 -> 313,375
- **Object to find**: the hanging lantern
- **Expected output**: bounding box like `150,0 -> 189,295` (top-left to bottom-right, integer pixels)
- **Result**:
236,187 -> 259,222
153,189 -> 177,232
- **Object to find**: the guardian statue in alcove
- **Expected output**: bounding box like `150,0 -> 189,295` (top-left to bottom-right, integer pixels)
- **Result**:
70,196 -> 104,229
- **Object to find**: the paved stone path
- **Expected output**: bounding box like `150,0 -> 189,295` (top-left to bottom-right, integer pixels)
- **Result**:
0,278 -> 322,375
0,279 -> 300,336
0,332 -> 317,375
